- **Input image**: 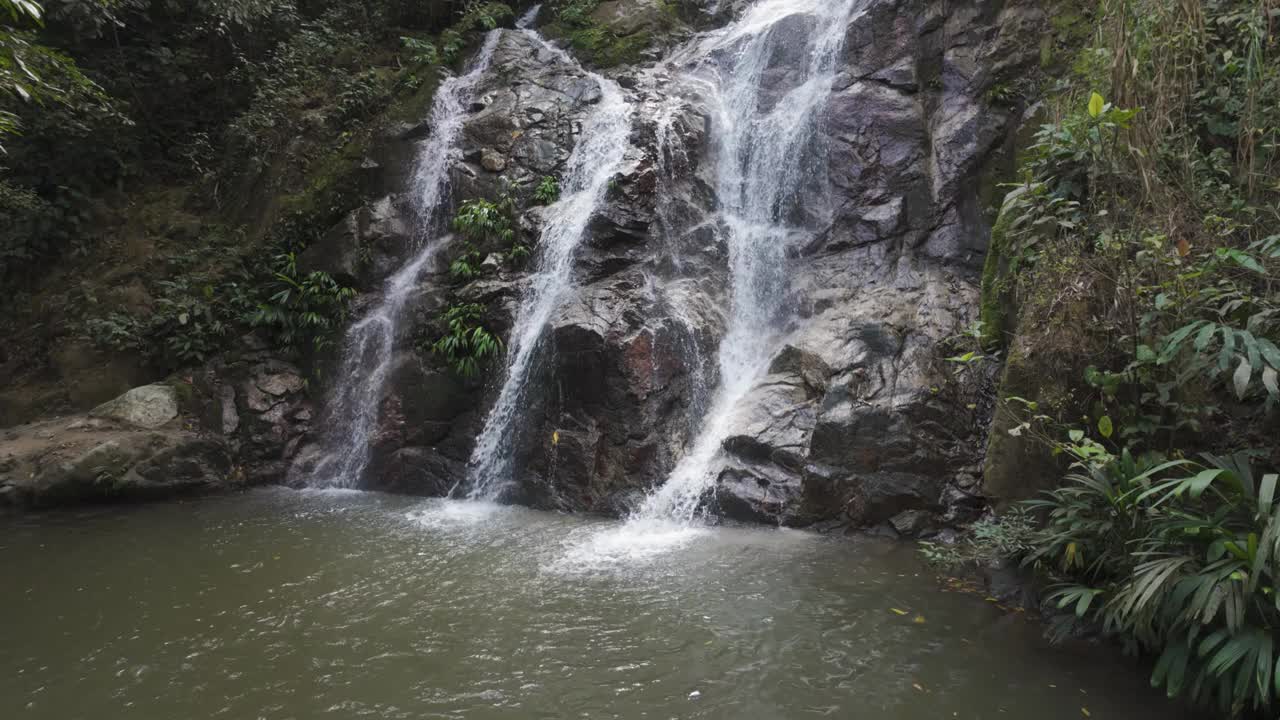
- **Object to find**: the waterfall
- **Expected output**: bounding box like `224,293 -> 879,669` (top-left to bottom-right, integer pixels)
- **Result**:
463,30 -> 634,501
635,0 -> 856,521
299,32 -> 502,489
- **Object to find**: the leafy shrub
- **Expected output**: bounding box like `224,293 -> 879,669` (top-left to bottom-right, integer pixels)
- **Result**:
81,275 -> 249,368
431,303 -> 502,377
1027,447 -> 1280,716
449,195 -> 527,278
250,252 -> 356,355
978,2 -> 1280,715
533,175 -> 560,204
401,35 -> 439,66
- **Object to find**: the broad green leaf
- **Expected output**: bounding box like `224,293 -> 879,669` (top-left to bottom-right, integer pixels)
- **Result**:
1261,475 -> 1279,511
1257,338 -> 1280,369
1098,416 -> 1114,439
1088,92 -> 1105,118
1195,322 -> 1218,352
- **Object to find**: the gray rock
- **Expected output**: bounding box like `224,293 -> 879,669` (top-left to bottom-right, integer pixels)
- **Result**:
0,417 -> 233,509
89,384 -> 179,429
480,149 -> 507,172
257,372 -> 305,397
889,509 -> 934,537
219,385 -> 240,434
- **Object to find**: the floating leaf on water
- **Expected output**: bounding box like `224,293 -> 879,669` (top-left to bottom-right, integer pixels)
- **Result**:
890,608 -> 908,616
913,615 -> 926,624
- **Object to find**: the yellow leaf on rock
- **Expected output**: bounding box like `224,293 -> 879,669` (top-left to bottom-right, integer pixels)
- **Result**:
890,608 -> 908,616
1081,708 -> 1091,717
913,615 -> 926,624
552,431 -> 559,446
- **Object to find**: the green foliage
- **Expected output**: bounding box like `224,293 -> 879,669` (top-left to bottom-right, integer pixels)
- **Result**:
449,194 -> 527,279
1025,444 -> 1280,716
543,0 -> 662,68
533,174 -> 560,204
250,252 -> 356,355
0,0 -> 115,150
944,320 -> 997,376
455,1 -> 513,33
453,196 -> 515,244
0,176 -> 49,279
83,272 -> 258,368
401,35 -> 439,66
431,302 -> 502,378
985,3 -> 1280,714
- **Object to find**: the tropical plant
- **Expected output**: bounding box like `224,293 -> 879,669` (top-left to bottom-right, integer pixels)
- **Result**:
919,507 -> 1037,569
431,302 -> 502,377
0,0 -> 114,149
975,3 -> 1280,715
400,35 -> 438,65
1028,448 -> 1280,716
449,195 -> 522,278
533,174 -> 560,204
250,253 -> 356,355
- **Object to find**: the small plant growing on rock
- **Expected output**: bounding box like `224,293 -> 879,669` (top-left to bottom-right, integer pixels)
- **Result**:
450,195 -> 528,276
533,175 -> 560,204
431,303 -> 503,377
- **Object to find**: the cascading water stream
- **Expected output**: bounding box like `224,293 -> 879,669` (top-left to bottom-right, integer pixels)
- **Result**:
299,32 -> 502,489
462,29 -> 633,501
634,0 -> 857,522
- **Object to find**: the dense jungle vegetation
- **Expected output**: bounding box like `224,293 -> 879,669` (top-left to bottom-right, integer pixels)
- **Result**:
0,0 -> 532,417
939,0 -> 1280,716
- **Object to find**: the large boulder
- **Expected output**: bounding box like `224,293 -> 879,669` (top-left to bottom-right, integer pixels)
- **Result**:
89,384 -> 179,429
0,417 -> 233,509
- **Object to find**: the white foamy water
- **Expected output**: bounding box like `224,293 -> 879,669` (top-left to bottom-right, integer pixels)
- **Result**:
406,498 -> 508,530
298,32 -> 503,489
635,0 -> 856,523
550,519 -> 713,575
464,29 -> 634,500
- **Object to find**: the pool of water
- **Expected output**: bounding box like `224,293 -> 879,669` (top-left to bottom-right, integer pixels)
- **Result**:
2,489 -> 1188,719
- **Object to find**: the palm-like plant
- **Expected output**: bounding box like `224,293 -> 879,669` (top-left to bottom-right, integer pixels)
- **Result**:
1029,452 -> 1280,716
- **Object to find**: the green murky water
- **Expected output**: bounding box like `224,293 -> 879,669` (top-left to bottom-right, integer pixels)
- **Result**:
2,489 -> 1189,719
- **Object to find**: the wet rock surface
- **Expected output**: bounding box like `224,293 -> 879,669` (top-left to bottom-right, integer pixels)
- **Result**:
0,3 -> 1041,518
299,1 -> 1046,528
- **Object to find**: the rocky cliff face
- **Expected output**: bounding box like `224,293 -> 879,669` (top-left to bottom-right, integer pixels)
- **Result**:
287,0 -> 1045,534
4,1 -> 1045,528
